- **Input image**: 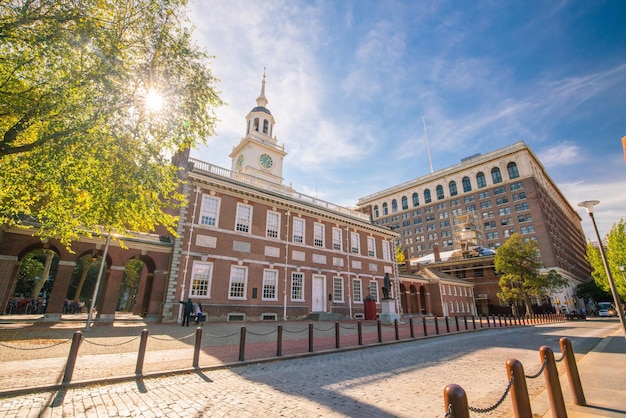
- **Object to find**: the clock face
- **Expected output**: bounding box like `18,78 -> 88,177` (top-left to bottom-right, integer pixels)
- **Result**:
260,153 -> 273,169
236,155 -> 245,170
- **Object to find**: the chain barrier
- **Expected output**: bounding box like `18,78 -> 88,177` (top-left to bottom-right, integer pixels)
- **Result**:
148,331 -> 196,341
281,326 -> 308,334
247,329 -> 276,337
525,355 -> 547,379
0,339 -> 70,350
444,403 -> 453,417
554,347 -> 565,363
468,371 -> 515,414
83,336 -> 139,347
202,331 -> 241,339
313,324 -> 336,332
339,324 -> 358,330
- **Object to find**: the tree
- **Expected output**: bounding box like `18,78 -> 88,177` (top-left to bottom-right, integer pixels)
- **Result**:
585,218 -> 626,301
395,244 -> 405,265
0,0 -> 223,247
495,233 -> 567,315
575,280 -> 612,304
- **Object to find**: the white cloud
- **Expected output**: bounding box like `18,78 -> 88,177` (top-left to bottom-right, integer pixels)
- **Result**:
537,142 -> 584,167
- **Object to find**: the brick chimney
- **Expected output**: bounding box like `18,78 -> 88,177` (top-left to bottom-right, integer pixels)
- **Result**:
433,243 -> 441,262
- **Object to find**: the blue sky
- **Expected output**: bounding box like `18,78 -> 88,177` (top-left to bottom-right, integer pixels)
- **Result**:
188,0 -> 626,240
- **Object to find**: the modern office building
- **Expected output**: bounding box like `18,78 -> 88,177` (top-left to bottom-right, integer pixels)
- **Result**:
357,142 -> 592,313
161,76 -> 399,322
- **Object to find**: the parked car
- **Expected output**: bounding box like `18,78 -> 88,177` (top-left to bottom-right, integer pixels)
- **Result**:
598,309 -> 611,317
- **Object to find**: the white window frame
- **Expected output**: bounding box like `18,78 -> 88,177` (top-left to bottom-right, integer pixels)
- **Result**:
382,240 -> 391,261
351,232 -> 361,254
228,265 -> 248,300
262,269 -> 279,301
314,222 -> 325,247
200,195 -> 220,226
332,227 -> 343,251
353,279 -> 363,303
266,210 -> 280,239
291,272 -> 305,301
367,236 -> 376,257
190,261 -> 213,298
333,277 -> 344,302
235,203 -> 252,233
293,217 -> 305,244
369,280 -> 379,302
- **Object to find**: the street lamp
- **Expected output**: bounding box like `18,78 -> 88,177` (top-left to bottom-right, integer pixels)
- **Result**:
578,200 -> 626,339
85,232 -> 112,330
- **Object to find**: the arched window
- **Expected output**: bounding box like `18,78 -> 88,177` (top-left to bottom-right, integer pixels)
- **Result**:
462,177 -> 472,192
253,118 -> 260,131
476,172 -> 486,188
449,181 -> 458,196
507,162 -> 520,179
401,196 -> 408,210
391,199 -> 398,213
263,120 -> 269,134
373,205 -> 379,218
382,202 -> 388,215
491,167 -> 503,184
436,185 -> 444,200
412,192 -> 419,207
424,189 -> 432,204
247,120 -> 251,135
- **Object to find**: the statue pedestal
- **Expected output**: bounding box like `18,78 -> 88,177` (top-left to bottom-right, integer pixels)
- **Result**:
379,298 -> 399,323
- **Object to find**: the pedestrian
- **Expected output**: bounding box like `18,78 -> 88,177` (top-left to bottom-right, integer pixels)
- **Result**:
195,302 -> 203,324
179,298 -> 193,326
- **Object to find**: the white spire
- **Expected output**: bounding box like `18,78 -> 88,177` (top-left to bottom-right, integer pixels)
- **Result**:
256,68 -> 268,108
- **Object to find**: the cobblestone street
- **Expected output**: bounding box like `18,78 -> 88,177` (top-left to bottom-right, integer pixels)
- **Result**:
1,320 -> 618,418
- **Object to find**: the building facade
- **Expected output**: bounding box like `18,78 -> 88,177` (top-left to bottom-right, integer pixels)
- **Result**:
161,76 -> 399,322
357,142 -> 592,313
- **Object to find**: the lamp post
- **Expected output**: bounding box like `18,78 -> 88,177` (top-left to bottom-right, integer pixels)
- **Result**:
85,232 -> 112,330
578,200 -> 626,339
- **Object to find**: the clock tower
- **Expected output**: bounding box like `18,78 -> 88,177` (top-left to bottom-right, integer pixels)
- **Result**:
229,71 -> 286,184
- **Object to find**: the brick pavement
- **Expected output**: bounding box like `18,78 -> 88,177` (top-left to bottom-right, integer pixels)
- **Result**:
0,317 -> 623,417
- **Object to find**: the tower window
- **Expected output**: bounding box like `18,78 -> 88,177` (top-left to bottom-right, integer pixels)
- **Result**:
263,120 -> 269,134
254,118 -> 259,132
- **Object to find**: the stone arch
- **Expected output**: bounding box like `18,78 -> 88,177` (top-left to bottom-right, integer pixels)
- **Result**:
409,284 -> 419,314
419,285 -> 428,314
399,283 -> 408,314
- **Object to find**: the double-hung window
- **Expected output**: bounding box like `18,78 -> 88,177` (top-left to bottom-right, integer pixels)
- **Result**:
235,203 -> 252,233
228,266 -> 247,299
350,232 -> 360,254
332,227 -> 342,251
262,269 -> 278,300
291,272 -> 304,301
266,211 -> 280,238
200,195 -> 220,226
367,236 -> 376,257
314,223 -> 324,247
190,261 -> 212,297
293,218 -> 305,243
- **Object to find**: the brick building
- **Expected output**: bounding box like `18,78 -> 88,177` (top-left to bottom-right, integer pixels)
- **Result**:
357,142 -> 592,314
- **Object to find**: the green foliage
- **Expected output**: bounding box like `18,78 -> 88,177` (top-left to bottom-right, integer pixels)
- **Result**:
495,233 -> 567,313
395,244 -> 405,265
0,0 -> 223,247
15,253 -> 44,296
575,280 -> 612,302
585,218 -> 626,301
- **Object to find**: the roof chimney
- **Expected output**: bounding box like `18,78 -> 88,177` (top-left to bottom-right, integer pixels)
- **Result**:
433,243 -> 441,262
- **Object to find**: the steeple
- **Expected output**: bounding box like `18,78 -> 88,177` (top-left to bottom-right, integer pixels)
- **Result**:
256,68 -> 268,108
229,70 -> 286,185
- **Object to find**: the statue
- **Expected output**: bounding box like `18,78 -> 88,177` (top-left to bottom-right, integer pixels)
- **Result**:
382,273 -> 391,299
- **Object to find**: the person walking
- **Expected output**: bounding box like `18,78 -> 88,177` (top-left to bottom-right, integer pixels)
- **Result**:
195,302 -> 203,325
179,298 -> 193,326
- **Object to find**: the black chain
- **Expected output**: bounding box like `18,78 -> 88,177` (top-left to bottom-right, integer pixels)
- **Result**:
468,372 -> 515,414
247,329 -> 276,336
149,332 -> 196,341
282,326 -> 308,334
554,347 -> 566,363
313,325 -> 336,332
444,403 -> 453,417
525,356 -> 547,379
0,339 -> 70,350
203,331 -> 241,339
83,336 -> 139,347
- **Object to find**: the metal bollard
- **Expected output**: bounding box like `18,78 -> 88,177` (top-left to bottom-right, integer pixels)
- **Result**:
443,384 -> 470,418
238,326 -> 246,362
193,327 -> 202,368
377,320 -> 382,343
507,358 -> 533,418
472,315 -> 476,330
63,331 -> 83,384
394,319 -> 400,340
560,337 -> 586,406
445,316 -> 450,333
454,315 -> 459,332
358,321 -> 363,346
499,315 -> 503,327
277,325 -> 283,357
308,323 -> 314,352
463,315 -> 468,330
540,346 -> 567,418
135,329 -> 149,375
335,321 -> 340,349
434,316 -> 440,334
409,318 -> 414,338
422,316 -> 428,336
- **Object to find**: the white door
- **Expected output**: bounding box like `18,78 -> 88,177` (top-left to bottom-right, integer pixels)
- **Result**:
312,275 -> 325,312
